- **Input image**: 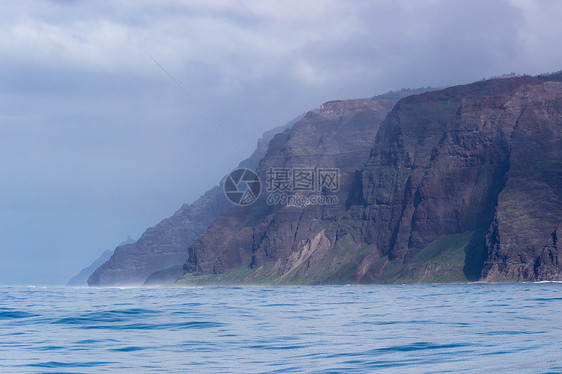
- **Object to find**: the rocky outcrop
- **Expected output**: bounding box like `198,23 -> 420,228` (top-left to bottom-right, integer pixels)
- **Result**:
179,76 -> 562,284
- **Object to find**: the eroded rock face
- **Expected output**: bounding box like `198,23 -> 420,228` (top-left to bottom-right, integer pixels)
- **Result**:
481,82 -> 562,280
360,77 -> 562,282
183,97 -> 398,280
181,76 -> 562,284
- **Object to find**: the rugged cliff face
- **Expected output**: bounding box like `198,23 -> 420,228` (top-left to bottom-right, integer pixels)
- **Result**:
88,75 -> 562,286
87,122 -> 294,286
179,76 -> 562,285
480,81 -> 562,280
181,96 -> 403,283
358,76 -> 562,282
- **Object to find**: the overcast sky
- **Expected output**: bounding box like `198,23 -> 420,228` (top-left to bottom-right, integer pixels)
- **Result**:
1,0 -> 562,285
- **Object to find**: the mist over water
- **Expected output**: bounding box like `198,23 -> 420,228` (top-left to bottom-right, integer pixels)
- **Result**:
1,284 -> 561,372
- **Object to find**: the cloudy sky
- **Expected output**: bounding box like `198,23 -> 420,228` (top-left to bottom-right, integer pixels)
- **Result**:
1,0 -> 562,285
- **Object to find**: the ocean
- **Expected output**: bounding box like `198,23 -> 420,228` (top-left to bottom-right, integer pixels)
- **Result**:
1,284 -> 561,373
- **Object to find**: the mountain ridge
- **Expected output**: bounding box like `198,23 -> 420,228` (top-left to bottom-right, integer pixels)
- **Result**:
88,89 -> 429,286
87,75 -> 562,286
178,75 -> 562,285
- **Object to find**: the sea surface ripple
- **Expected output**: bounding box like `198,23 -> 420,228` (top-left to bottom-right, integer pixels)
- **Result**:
1,283 -> 561,373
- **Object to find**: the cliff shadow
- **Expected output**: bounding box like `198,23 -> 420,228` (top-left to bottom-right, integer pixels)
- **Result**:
463,229 -> 487,281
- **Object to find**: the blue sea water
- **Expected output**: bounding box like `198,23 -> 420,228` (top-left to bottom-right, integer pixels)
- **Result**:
1,284 -> 561,373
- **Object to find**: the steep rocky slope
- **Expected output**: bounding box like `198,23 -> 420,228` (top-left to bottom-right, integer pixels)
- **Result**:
179,76 -> 562,284
87,122 -> 294,286
480,81 -> 562,280
358,76 -> 562,282
180,96 -> 401,283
